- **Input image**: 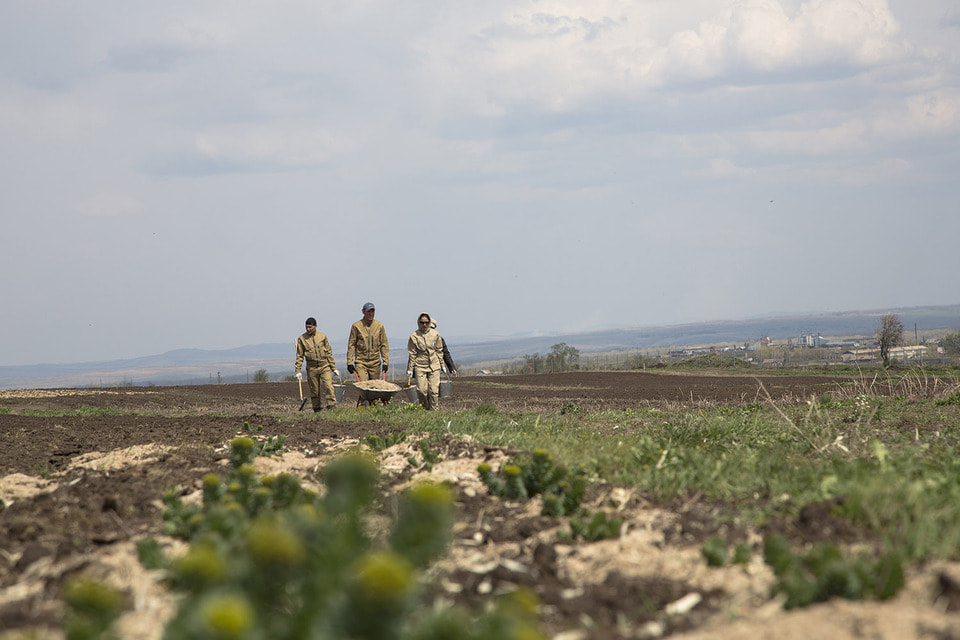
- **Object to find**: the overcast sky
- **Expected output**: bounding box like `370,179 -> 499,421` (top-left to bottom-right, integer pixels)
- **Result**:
2,0 -> 958,367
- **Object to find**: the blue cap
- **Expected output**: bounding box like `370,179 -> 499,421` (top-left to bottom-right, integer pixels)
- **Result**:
362,302 -> 375,311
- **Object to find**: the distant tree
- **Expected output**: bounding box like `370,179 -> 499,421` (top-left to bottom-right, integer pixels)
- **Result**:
253,369 -> 270,383
523,353 -> 544,374
876,314 -> 905,368
942,332 -> 960,356
546,343 -> 580,372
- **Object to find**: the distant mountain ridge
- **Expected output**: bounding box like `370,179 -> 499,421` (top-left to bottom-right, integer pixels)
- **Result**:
2,305 -> 957,389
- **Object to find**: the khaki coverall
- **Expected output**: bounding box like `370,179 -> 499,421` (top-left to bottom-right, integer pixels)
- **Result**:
346,319 -> 389,381
407,327 -> 444,410
295,331 -> 337,411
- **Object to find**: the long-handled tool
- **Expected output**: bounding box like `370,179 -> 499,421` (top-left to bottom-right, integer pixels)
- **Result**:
298,374 -> 309,411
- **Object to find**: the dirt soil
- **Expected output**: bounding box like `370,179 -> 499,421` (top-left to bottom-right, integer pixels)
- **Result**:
2,372 -> 960,639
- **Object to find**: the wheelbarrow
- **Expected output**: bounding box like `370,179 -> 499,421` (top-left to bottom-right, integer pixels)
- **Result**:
354,380 -> 402,406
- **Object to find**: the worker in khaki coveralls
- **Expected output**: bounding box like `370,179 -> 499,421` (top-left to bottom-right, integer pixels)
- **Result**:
346,302 -> 389,381
407,312 -> 445,410
295,317 -> 339,412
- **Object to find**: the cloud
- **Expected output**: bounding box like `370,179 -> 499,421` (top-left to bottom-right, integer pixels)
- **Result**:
75,191 -> 144,217
108,43 -> 202,73
942,5 -> 960,28
706,157 -> 758,178
741,88 -> 960,159
417,0 -> 912,111
792,157 -> 912,186
106,16 -> 227,73
139,121 -> 361,177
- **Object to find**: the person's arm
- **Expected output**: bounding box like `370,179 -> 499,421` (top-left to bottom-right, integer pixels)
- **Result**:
441,338 -> 456,374
346,323 -> 358,366
295,336 -> 305,373
379,322 -> 390,369
322,335 -> 336,372
407,334 -> 416,375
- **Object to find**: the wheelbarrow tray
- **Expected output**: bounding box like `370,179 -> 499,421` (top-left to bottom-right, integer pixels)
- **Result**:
353,380 -> 403,403
355,387 -> 401,402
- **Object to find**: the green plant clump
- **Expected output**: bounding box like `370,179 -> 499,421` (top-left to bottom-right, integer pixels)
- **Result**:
366,430 -> 409,451
565,509 -> 623,542
62,577 -> 127,640
142,438 -> 547,640
478,449 -> 586,517
700,537 -> 753,567
762,533 -> 904,609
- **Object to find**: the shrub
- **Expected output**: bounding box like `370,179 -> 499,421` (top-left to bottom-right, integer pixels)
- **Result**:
147,439 -> 544,639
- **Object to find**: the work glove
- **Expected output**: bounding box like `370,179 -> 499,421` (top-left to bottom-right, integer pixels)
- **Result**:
440,366 -> 446,373
296,371 -> 302,381
347,364 -> 355,374
407,370 -> 412,377
333,369 -> 340,377
382,364 -> 388,372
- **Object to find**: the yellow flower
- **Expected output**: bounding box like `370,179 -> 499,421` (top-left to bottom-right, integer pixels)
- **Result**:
354,551 -> 414,603
245,518 -> 306,568
174,544 -> 227,583
200,592 -> 254,639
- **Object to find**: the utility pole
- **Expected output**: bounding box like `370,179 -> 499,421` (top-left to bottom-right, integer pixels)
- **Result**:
916,323 -> 922,367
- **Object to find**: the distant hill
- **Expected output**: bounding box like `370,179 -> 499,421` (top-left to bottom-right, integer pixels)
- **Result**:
1,304 -> 957,389
452,305 -> 960,363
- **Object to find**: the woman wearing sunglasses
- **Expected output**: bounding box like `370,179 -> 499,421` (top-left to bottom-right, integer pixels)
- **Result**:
407,312 -> 446,410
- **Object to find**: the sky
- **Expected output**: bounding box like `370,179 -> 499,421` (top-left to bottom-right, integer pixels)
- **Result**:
2,0 -> 959,367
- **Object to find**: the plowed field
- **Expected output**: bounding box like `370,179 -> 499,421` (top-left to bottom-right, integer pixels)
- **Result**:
2,372 -> 959,639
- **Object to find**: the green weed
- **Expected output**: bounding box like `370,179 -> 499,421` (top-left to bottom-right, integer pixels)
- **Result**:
762,533 -> 903,609
564,509 -> 623,542
365,431 -> 408,451
479,449 -> 586,517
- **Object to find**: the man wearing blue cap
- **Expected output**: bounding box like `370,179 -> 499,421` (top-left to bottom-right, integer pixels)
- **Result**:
346,302 -> 390,382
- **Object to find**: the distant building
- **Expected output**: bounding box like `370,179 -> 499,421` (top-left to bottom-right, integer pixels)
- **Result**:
888,345 -> 927,360
842,349 -> 875,363
799,334 -> 823,347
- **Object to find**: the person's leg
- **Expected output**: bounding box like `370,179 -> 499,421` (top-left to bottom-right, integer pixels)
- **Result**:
427,370 -> 441,410
320,369 -> 336,409
356,363 -> 375,405
414,369 -> 429,408
307,367 -> 323,411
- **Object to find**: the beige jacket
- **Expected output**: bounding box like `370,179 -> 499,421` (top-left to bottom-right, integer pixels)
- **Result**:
407,328 -> 444,373
346,319 -> 389,367
295,331 -> 336,372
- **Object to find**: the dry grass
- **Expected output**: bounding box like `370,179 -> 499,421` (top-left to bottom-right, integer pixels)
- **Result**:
831,370 -> 960,402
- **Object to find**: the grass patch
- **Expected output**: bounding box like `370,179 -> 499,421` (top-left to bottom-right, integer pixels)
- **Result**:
317,371 -> 960,566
